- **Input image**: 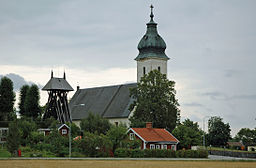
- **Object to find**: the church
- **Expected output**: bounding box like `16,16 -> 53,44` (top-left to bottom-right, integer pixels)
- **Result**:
69,6 -> 169,127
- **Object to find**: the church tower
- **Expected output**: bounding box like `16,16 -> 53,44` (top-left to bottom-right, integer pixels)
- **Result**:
135,5 -> 169,82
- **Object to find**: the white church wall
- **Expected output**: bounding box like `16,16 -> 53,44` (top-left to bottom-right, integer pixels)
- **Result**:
137,58 -> 167,82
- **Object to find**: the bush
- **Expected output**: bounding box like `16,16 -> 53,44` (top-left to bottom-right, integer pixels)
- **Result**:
131,149 -> 144,158
198,150 -> 208,158
79,132 -> 112,157
143,149 -> 152,158
114,148 -> 130,157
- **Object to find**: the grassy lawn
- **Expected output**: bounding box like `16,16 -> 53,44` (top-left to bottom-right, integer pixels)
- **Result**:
0,160 -> 256,168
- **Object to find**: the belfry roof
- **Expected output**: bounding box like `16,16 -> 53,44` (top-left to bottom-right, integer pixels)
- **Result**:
42,77 -> 74,91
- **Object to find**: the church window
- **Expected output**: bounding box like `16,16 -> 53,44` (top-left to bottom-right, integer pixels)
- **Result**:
158,66 -> 161,72
143,67 -> 146,75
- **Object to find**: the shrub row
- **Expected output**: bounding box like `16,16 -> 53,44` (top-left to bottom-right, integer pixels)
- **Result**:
114,148 -> 208,158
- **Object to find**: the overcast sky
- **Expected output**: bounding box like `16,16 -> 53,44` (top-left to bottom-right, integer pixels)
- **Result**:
0,0 -> 255,136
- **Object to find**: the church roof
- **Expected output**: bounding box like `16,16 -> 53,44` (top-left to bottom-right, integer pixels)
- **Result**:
42,77 -> 74,91
69,83 -> 136,120
135,5 -> 169,61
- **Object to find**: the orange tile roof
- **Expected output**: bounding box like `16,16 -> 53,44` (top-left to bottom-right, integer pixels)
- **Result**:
131,128 -> 179,142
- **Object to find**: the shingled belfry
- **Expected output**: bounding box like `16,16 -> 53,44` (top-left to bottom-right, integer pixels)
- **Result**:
42,71 -> 74,123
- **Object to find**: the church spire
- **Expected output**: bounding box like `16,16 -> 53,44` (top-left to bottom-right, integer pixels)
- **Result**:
135,5 -> 169,61
150,4 -> 154,22
135,5 -> 169,82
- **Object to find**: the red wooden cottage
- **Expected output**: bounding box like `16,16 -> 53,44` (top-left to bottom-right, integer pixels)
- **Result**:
127,122 -> 179,150
58,124 -> 70,136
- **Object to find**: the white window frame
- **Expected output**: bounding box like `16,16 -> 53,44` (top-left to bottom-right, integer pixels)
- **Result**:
129,133 -> 135,140
163,145 -> 167,150
150,144 -> 155,150
156,145 -> 160,149
62,129 -> 67,135
171,145 -> 175,150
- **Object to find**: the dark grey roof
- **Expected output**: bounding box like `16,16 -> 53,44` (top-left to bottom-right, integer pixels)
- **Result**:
42,77 -> 74,91
69,83 -> 137,120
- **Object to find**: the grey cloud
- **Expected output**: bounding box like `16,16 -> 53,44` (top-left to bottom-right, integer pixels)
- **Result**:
201,91 -> 229,101
182,102 -> 204,107
231,94 -> 256,100
0,73 -> 42,91
224,69 -> 240,78
202,91 -> 256,101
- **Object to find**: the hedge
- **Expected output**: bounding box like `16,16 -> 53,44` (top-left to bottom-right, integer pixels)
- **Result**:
114,148 -> 208,158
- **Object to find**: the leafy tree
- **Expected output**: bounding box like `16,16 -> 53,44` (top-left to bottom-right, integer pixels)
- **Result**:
234,128 -> 256,147
107,125 -> 127,153
45,130 -> 69,157
24,84 -> 41,119
79,132 -> 112,157
80,112 -> 111,135
0,77 -> 15,121
18,85 -> 30,117
129,70 -> 180,131
207,116 -> 231,146
7,120 -> 21,156
66,122 -> 81,138
17,118 -> 37,146
172,119 -> 203,149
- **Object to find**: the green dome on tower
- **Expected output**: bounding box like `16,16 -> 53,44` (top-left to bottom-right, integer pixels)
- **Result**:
135,5 -> 169,61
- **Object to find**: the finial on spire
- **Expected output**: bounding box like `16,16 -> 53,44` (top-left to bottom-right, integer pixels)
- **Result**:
63,71 -> 66,79
150,4 -> 154,21
51,70 -> 53,78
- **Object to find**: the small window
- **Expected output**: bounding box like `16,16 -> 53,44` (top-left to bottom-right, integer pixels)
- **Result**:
130,133 -> 135,140
143,67 -> 146,75
62,129 -> 67,135
156,145 -> 160,149
158,66 -> 161,72
150,144 -> 155,150
115,122 -> 118,126
171,145 -> 175,150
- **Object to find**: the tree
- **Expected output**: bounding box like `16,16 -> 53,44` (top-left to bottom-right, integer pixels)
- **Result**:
234,128 -> 256,147
80,112 -> 111,135
106,125 -> 127,153
129,70 -> 180,131
0,77 -> 15,121
79,132 -> 112,157
7,120 -> 21,156
207,116 -> 231,146
24,84 -> 41,119
172,119 -> 203,149
17,118 -> 37,146
18,85 -> 30,117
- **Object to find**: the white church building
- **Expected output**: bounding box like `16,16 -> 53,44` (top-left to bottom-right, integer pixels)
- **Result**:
69,6 -> 169,127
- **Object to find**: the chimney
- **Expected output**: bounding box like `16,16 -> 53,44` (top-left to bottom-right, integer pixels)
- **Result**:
146,122 -> 152,128
77,85 -> 80,90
